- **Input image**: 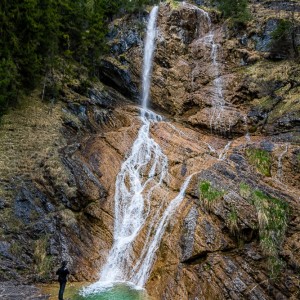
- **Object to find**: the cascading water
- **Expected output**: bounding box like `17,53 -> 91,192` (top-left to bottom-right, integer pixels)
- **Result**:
193,6 -> 227,133
141,6 -> 158,113
209,35 -> 225,131
81,5 -> 195,298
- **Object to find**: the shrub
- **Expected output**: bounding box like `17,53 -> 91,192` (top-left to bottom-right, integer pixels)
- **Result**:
269,19 -> 294,59
212,0 -> 251,24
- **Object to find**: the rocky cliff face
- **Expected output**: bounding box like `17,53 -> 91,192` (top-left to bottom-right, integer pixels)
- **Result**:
0,1 -> 299,299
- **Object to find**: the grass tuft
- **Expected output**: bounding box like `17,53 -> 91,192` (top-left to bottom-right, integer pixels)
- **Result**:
227,208 -> 238,235
245,148 -> 272,177
252,190 -> 288,278
239,182 -> 251,199
198,180 -> 225,211
33,235 -> 54,281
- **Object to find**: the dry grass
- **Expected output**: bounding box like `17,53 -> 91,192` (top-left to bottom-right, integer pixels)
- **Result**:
0,90 -> 74,201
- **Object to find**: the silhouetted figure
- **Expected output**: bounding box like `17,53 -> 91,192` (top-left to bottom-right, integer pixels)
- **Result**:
56,261 -> 69,300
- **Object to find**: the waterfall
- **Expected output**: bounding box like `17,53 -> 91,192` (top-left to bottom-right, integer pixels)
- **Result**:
82,5 -> 195,296
192,6 -> 225,132
142,6 -> 159,113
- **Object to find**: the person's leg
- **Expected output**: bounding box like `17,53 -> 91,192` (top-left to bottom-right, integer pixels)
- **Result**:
58,281 -> 66,300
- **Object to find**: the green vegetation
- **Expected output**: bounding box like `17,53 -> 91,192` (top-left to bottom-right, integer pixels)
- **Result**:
0,0 -> 159,114
239,182 -> 251,199
198,180 -> 225,211
272,19 -> 292,42
237,182 -> 289,278
270,19 -> 299,59
33,235 -> 54,280
252,190 -> 288,278
245,148 -> 272,177
166,0 -> 181,9
211,0 -> 251,24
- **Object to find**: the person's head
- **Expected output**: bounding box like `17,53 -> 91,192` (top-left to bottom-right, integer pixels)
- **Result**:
61,261 -> 67,268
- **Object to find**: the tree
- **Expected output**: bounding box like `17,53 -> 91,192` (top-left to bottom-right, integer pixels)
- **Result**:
212,0 -> 251,24
0,0 -> 160,114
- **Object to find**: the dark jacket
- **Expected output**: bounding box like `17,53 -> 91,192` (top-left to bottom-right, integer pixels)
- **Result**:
56,267 -> 70,283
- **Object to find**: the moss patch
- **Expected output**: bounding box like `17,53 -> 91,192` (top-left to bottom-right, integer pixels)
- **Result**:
245,148 -> 272,177
166,0 -> 181,9
198,181 -> 225,211
239,182 -> 251,199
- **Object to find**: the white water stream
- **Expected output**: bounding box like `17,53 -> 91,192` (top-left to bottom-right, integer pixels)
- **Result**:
192,6 -> 227,132
83,6 -> 196,295
202,24 -> 225,131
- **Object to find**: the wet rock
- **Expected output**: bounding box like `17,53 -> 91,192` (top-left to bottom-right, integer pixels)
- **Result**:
252,19 -> 278,52
61,156 -> 107,210
88,86 -> 129,109
110,29 -> 142,55
14,184 -> 52,224
0,242 -> 12,260
180,206 -> 198,261
204,220 -> 216,245
0,197 -> 6,209
98,58 -> 139,100
260,140 -> 274,152
0,282 -> 49,300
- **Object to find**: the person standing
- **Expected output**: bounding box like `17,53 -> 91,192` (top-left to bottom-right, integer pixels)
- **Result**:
56,261 -> 70,300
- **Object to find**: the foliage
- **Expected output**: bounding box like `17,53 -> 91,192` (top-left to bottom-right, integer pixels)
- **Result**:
211,0 -> 251,24
198,180 -> 225,211
252,190 -> 288,278
0,0 -> 158,114
245,148 -> 272,177
237,182 -> 289,278
269,19 -> 296,59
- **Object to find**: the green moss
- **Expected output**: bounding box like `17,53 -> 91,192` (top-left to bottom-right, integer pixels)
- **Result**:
255,96 -> 278,111
198,181 -> 225,211
166,0 -> 181,9
239,182 -> 251,199
252,190 -> 288,278
246,148 -> 272,177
